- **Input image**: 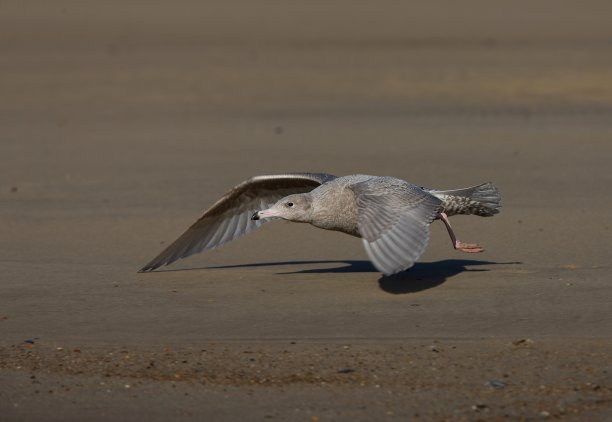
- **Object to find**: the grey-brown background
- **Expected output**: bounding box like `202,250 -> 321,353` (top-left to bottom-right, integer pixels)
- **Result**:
1,1 -> 611,420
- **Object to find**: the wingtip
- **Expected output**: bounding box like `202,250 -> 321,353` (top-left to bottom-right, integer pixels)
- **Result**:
138,258 -> 164,273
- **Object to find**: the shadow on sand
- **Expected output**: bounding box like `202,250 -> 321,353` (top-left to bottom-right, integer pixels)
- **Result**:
200,259 -> 519,294
376,259 -> 505,294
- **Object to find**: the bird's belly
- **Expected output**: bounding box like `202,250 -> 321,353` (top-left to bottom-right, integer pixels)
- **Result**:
310,219 -> 361,237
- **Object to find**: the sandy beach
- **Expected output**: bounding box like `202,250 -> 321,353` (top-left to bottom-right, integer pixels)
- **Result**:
1,1 -> 611,420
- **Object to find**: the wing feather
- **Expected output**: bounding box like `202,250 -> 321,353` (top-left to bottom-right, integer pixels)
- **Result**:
139,173 -> 336,272
351,179 -> 442,276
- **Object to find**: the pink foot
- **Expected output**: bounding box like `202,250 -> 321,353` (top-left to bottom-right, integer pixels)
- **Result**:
455,241 -> 484,253
438,212 -> 485,253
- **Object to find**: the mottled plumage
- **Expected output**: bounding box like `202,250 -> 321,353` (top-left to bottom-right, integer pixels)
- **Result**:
140,174 -> 501,275
427,183 -> 501,217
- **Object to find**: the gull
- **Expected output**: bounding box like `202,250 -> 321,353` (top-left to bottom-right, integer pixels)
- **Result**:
139,173 -> 501,275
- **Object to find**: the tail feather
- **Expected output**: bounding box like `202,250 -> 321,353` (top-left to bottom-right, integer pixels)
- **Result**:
428,182 -> 501,217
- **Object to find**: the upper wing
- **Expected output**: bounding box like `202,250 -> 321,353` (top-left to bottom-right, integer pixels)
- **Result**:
139,173 -> 336,272
351,179 -> 442,276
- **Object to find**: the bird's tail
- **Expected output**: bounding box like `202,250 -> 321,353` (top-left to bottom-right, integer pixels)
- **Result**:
428,182 -> 501,217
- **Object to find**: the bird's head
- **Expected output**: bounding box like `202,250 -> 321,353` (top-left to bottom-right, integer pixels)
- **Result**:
251,193 -> 313,223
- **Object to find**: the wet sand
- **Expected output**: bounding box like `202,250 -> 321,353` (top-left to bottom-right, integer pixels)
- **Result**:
1,1 -> 611,420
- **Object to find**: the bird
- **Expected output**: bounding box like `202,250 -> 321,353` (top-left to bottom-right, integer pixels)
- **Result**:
139,173 -> 501,276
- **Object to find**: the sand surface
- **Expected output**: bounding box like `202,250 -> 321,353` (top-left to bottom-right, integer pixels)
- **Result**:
1,1 -> 611,420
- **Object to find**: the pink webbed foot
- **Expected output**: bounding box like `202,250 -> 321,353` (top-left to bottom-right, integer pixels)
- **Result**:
438,211 -> 485,253
454,241 -> 484,253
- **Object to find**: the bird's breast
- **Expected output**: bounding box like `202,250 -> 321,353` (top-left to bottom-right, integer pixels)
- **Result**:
309,185 -> 361,237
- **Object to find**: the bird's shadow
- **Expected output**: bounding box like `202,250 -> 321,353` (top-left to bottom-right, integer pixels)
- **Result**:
201,259 -> 520,295
376,259 -> 508,294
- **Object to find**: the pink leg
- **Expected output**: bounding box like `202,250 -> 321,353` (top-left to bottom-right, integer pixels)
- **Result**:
438,212 -> 484,253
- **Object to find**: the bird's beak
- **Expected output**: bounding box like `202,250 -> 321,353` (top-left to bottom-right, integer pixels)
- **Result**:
251,208 -> 279,220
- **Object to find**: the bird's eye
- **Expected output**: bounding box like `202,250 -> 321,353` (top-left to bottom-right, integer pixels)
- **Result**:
286,202 -> 294,207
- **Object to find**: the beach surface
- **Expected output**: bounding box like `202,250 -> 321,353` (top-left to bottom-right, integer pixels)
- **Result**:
1,1 -> 611,420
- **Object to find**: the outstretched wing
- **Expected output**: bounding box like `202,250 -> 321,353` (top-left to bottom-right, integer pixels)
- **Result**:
351,179 -> 442,276
139,173 -> 336,272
